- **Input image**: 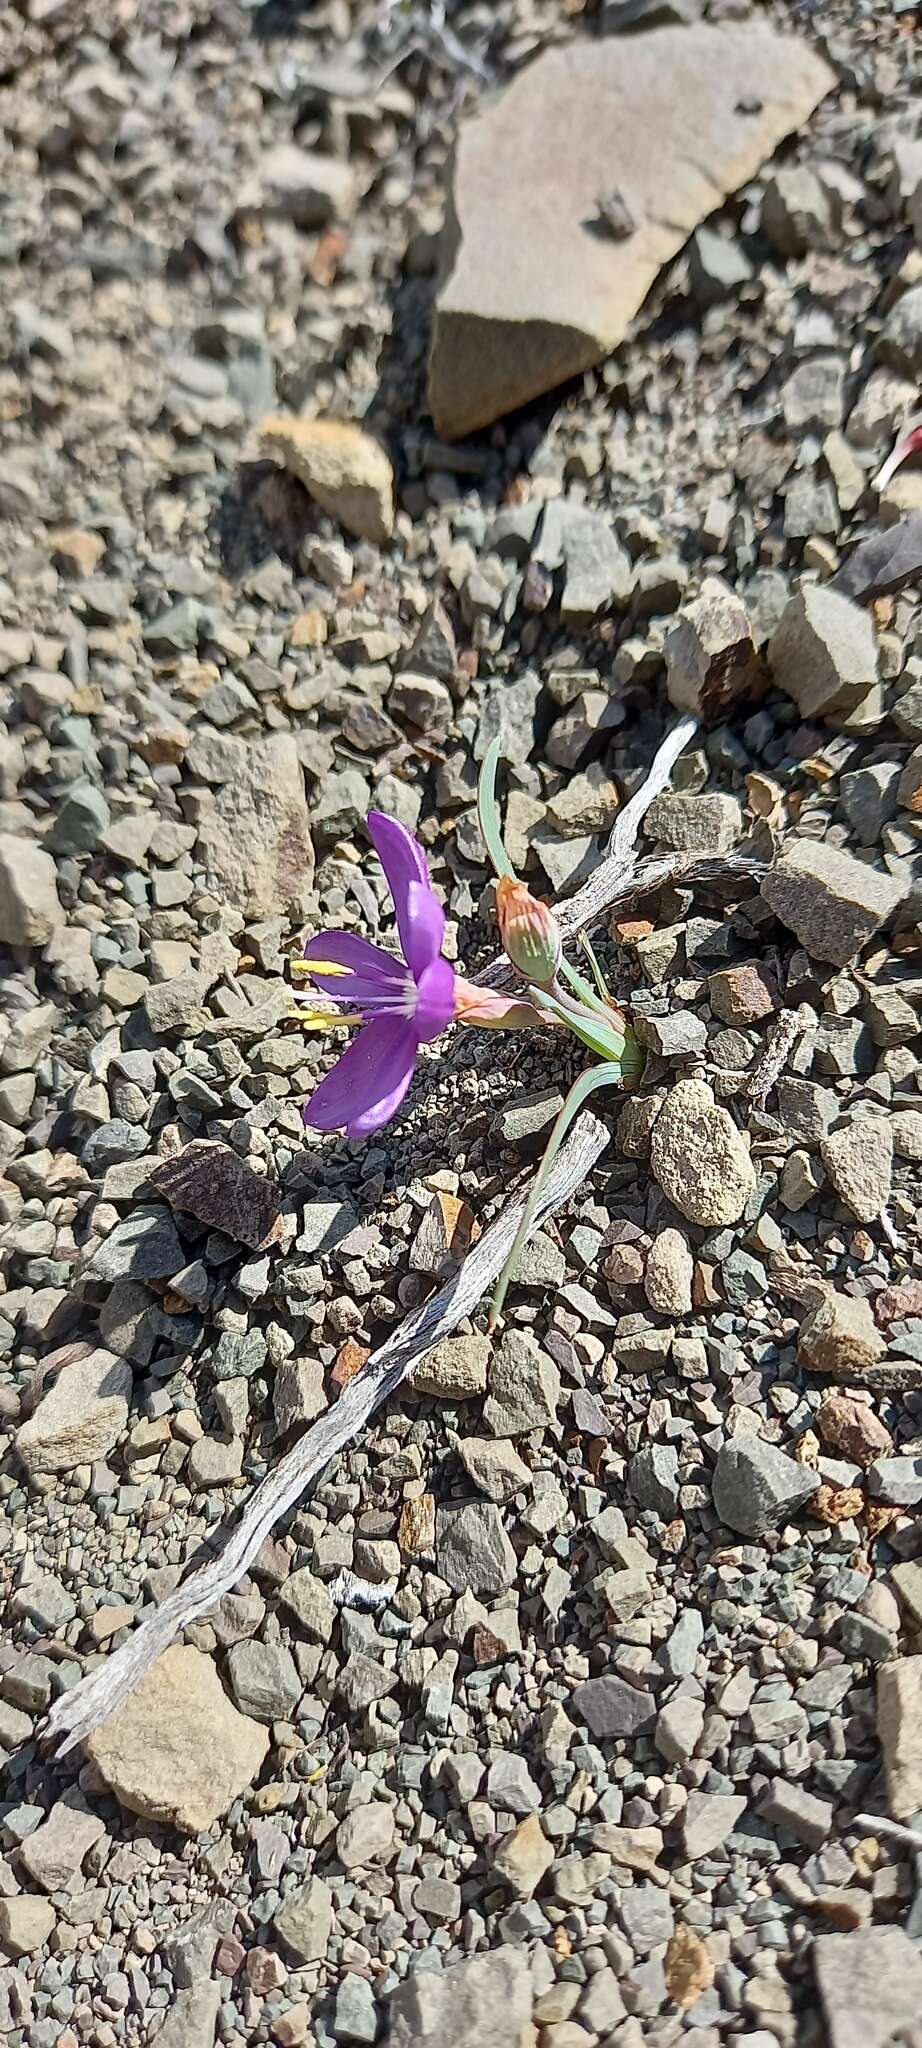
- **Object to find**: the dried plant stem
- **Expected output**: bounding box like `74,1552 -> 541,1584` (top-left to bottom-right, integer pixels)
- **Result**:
41,1110 -> 610,1756
605,712 -> 699,864
852,1813 -> 922,1854
745,1007 -> 803,1106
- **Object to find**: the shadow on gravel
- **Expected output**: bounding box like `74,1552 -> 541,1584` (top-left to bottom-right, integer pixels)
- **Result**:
211,459 -> 319,580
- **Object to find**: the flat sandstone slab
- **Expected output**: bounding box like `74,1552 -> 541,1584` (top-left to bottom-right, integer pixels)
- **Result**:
429,25 -> 834,438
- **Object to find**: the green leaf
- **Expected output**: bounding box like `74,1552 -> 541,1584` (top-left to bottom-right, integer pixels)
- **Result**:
557,953 -> 613,1021
530,984 -> 627,1063
489,1060 -> 625,1330
579,931 -> 611,1005
477,736 -> 515,880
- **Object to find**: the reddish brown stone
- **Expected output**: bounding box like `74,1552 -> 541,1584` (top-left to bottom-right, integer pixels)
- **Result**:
148,1141 -> 283,1251
815,1392 -> 894,1468
331,1340 -> 370,1391
875,1278 -> 922,1327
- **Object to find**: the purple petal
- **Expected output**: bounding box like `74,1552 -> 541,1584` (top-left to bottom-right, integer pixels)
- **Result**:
414,955 -> 455,1042
303,928 -> 409,1008
403,879 -> 446,981
304,1015 -> 419,1136
367,812 -> 441,976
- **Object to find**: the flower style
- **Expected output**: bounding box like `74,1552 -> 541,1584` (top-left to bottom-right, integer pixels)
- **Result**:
300,812 -> 455,1136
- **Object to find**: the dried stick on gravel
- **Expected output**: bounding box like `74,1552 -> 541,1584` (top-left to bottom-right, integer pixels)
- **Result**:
480,712 -> 765,987
41,1108 -> 610,1757
745,1007 -> 803,1106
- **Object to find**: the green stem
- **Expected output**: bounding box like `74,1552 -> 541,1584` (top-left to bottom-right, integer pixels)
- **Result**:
489,1059 -> 625,1330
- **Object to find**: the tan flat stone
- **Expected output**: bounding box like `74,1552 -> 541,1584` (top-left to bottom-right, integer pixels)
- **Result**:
86,1644 -> 269,1832
260,414 -> 394,543
429,24 -> 834,438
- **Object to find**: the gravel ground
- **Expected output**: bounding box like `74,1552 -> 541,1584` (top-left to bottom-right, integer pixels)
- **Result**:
1,2 -> 922,2046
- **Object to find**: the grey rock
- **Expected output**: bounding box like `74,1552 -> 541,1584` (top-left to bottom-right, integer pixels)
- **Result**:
646,790 -> 742,851
664,576 -> 762,719
762,164 -> 831,255
682,1791 -> 747,1858
147,1983 -> 221,2048
274,1876 -> 333,1963
713,1436 -> 821,1537
47,777 -> 110,855
821,1118 -> 893,1221
833,514 -> 922,603
659,1607 -> 704,1680
81,1208 -> 184,1285
437,1502 -> 517,1595
385,1947 -> 532,2048
334,1973 -> 378,2044
762,841 -> 904,967
688,226 -> 753,306
620,1883 -> 674,1954
868,1456 -> 922,1506
571,1675 -> 655,1738
483,1327 -> 560,1436
814,1927 -> 922,2048
486,1752 -> 541,1817
629,1444 -> 680,1519
775,1076 -> 839,1142
19,1794 -> 105,1892
761,1778 -> 833,1848
225,1640 -> 301,1723
881,282 -> 922,375
0,835 -> 61,947
336,1802 -> 395,1870
839,760 -> 902,845
196,733 -> 313,918
459,1435 -> 530,1503
768,585 -> 878,722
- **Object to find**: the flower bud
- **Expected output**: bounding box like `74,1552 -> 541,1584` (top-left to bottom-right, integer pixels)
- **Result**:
495,875 -> 562,987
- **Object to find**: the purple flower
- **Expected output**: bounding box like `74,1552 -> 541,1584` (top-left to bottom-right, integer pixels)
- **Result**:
301,812 -> 455,1137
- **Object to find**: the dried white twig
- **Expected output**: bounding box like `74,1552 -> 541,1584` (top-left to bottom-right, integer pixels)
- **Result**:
41,1110 -> 610,1756
479,714 -> 764,989
745,1007 -> 802,1106
852,1813 -> 922,1854
879,1208 -> 901,1252
605,712 -> 699,864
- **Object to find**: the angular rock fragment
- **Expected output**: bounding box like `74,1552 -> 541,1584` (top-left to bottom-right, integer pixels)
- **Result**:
833,512 -> 922,603
429,24 -> 833,436
713,1436 -> 820,1537
768,585 -> 878,722
260,414 -> 394,543
664,577 -> 765,719
762,841 -> 904,967
195,731 -> 313,919
147,1140 -> 283,1250
815,1927 -> 922,2048
87,1646 -> 269,1831
386,1948 -> 533,2048
0,835 -> 61,948
797,1292 -> 885,1377
15,1348 -> 132,1476
820,1119 -> 893,1222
